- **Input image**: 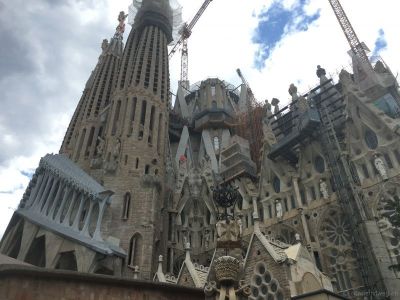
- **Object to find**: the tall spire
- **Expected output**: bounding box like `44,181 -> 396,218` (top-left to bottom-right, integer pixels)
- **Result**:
60,12 -> 125,169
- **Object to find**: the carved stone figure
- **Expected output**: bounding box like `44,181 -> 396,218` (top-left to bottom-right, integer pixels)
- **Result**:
263,99 -> 273,124
374,153 -> 388,181
96,137 -> 105,156
275,200 -> 283,218
113,138 -> 121,159
101,39 -> 109,51
288,83 -> 299,100
271,98 -> 280,116
115,11 -> 128,38
216,219 -> 241,243
320,179 -> 329,199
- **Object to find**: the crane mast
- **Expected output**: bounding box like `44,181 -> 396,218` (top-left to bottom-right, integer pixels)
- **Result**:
328,0 -> 371,67
169,0 -> 213,87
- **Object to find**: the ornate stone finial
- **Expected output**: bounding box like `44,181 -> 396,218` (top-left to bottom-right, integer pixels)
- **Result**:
158,255 -> 163,263
214,256 -> 240,283
316,65 -> 326,78
114,11 -> 128,39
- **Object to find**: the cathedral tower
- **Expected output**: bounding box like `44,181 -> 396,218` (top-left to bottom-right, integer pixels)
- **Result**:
86,0 -> 177,280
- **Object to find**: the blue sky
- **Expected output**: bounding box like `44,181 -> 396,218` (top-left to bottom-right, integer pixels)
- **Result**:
253,0 -> 320,69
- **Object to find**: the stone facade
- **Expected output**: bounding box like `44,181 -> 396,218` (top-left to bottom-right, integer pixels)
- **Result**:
0,1 -> 400,299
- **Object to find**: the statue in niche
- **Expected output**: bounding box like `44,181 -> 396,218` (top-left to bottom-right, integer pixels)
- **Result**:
113,138 -> 121,160
275,200 -> 283,218
320,179 -> 329,199
374,153 -> 388,181
96,136 -> 105,156
295,233 -> 301,243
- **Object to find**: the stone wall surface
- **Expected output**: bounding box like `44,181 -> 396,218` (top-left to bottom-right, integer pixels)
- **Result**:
0,264 -> 204,300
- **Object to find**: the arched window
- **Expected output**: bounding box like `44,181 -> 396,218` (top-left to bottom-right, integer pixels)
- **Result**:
364,129 -> 378,149
128,234 -> 143,267
122,193 -> 131,220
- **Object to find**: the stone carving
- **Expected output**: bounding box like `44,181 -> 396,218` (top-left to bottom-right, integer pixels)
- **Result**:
96,137 -> 105,156
374,153 -> 388,181
263,99 -> 273,124
205,257 -> 250,300
275,200 -> 283,218
316,65 -> 326,78
288,83 -> 298,99
214,256 -> 240,283
101,39 -> 109,51
216,219 -> 241,243
115,11 -> 128,39
320,179 -> 329,199
339,69 -> 353,87
271,98 -> 280,116
113,138 -> 121,159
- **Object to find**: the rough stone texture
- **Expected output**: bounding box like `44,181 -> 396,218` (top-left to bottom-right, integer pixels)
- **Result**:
0,264 -> 203,300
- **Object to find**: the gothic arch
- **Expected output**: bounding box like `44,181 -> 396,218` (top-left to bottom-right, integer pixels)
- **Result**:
317,206 -> 360,293
128,233 -> 143,268
25,235 -> 46,267
55,251 -> 78,271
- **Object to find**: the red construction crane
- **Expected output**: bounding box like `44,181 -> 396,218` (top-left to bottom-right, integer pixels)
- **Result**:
328,0 -> 372,67
169,0 -> 213,88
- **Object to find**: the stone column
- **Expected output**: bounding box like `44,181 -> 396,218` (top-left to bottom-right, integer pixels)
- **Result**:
41,178 -> 60,214
82,199 -> 95,236
55,186 -> 71,223
62,189 -> 79,226
153,107 -> 160,151
72,194 -> 86,231
34,174 -> 53,212
31,172 -> 50,208
26,172 -> 44,207
292,175 -> 313,253
48,180 -> 65,218
93,199 -> 108,241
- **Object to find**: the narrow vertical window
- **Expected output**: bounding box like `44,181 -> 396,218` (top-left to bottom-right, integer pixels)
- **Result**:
148,106 -> 155,144
138,100 -> 147,139
85,127 -> 95,157
112,100 -> 121,136
157,114 -> 163,155
128,97 -> 137,136
122,193 -> 131,220
136,158 -> 139,169
75,128 -> 86,161
128,234 -> 143,267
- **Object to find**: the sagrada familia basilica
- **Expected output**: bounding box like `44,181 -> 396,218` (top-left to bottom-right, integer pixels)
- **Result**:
1,0 -> 399,299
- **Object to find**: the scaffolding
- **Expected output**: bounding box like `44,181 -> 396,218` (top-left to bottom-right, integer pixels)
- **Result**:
234,69 -> 264,171
265,75 -> 381,297
233,105 -> 264,171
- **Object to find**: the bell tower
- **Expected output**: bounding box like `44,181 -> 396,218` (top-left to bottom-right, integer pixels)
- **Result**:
94,0 -> 176,280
